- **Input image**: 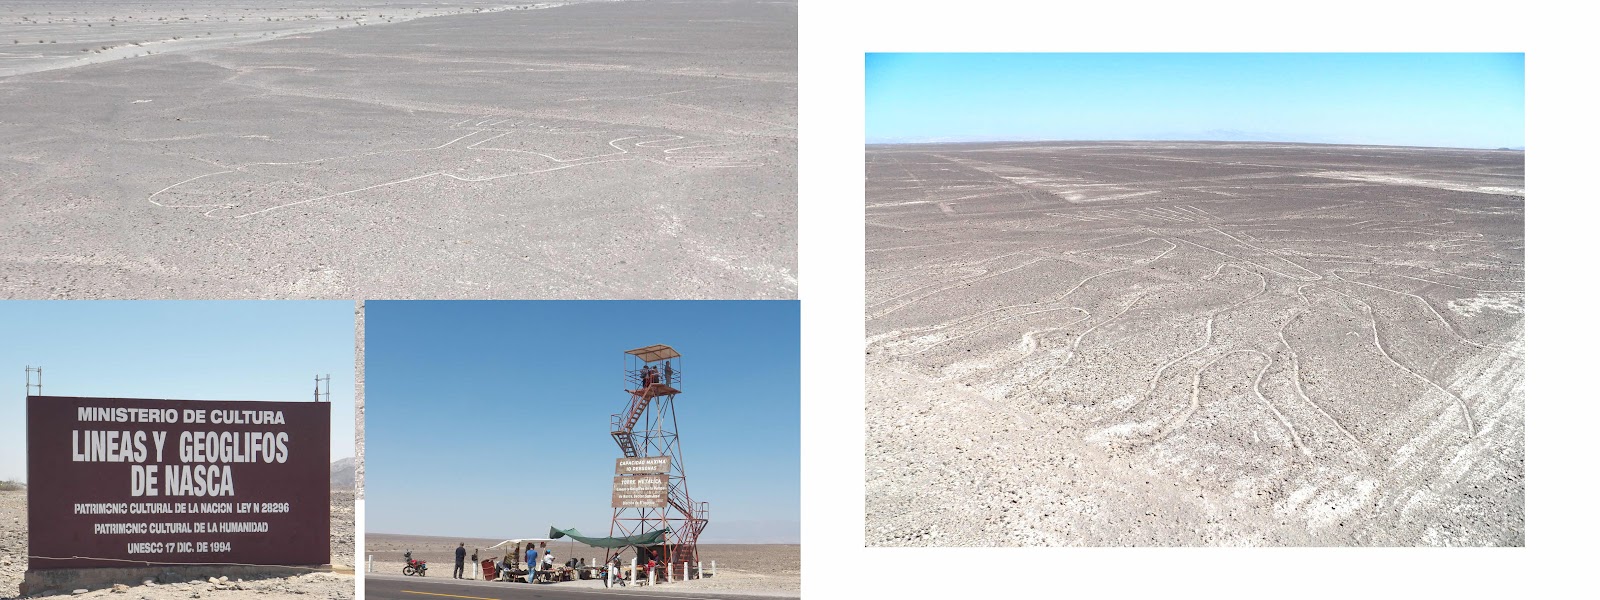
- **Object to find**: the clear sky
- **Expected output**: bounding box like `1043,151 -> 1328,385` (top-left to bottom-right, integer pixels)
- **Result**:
0,301 -> 358,482
866,53 -> 1525,149
364,301 -> 799,544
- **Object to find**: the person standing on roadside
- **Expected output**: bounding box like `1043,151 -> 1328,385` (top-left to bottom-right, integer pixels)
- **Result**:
605,553 -> 623,587
534,544 -> 547,582
454,543 -> 467,579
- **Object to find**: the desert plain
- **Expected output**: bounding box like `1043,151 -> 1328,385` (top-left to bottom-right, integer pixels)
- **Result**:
865,141 -> 1523,546
365,533 -> 799,596
0,0 -> 796,299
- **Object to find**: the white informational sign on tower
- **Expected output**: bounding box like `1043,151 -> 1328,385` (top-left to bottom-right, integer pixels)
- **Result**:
615,456 -> 671,475
612,474 -> 669,508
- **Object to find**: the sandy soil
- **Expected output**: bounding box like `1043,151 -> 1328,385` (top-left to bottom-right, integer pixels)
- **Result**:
1,0 -> 796,300
364,533 -> 798,596
1,490 -> 357,599
865,141 -> 1524,546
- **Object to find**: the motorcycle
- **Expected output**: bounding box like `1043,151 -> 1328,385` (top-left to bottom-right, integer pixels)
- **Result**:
403,550 -> 428,576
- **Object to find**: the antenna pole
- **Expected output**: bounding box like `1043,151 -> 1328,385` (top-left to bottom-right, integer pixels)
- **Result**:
25,366 -> 42,397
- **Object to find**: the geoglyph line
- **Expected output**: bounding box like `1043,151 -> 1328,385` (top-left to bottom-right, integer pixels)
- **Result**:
1206,225 -> 1324,280
869,236 -> 1172,321
1148,350 -> 1265,443
1329,269 -> 1523,294
1063,290 -> 1153,366
1321,287 -> 1477,437
149,127 -> 756,218
1330,271 -> 1512,351
1124,263 -> 1265,414
865,256 -> 1045,320
1276,308 -> 1366,452
1244,349 -> 1311,457
903,305 -> 1095,357
1172,236 -> 1321,283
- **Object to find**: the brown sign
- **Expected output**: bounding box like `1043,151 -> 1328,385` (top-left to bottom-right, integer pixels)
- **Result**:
614,456 -> 671,475
26,396 -> 331,570
611,475 -> 669,508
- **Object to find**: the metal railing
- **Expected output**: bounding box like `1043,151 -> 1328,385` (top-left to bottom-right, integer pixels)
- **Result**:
624,366 -> 682,391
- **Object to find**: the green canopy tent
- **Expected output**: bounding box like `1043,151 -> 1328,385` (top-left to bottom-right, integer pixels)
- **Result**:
549,526 -> 670,549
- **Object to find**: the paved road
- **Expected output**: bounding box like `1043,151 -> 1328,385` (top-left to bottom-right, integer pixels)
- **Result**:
365,574 -> 788,600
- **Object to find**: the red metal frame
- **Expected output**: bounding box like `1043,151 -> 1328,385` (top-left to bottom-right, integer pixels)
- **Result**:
608,347 -> 708,568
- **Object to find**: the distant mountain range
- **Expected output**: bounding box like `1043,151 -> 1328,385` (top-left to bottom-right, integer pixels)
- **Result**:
331,457 -> 357,490
869,131 -> 1521,151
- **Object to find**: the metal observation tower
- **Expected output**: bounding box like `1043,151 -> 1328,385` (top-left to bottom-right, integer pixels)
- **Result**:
608,344 -> 709,565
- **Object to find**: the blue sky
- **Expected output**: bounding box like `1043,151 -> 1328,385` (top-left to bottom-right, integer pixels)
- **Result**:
0,301 -> 357,482
364,301 -> 799,544
866,53 -> 1524,149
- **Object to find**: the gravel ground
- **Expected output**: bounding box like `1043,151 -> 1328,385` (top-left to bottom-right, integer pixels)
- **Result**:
329,491 -> 356,569
364,534 -> 797,596
1,0 -> 797,300
1,489 -> 357,599
866,141 -> 1524,546
1,491 -> 25,598
0,1 -> 563,78
16,573 -> 353,600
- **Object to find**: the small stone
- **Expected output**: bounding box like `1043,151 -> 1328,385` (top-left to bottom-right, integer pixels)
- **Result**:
73,589 -> 90,595
113,584 -> 130,593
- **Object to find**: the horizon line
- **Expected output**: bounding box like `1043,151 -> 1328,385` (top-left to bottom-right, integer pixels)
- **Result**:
864,138 -> 1524,152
